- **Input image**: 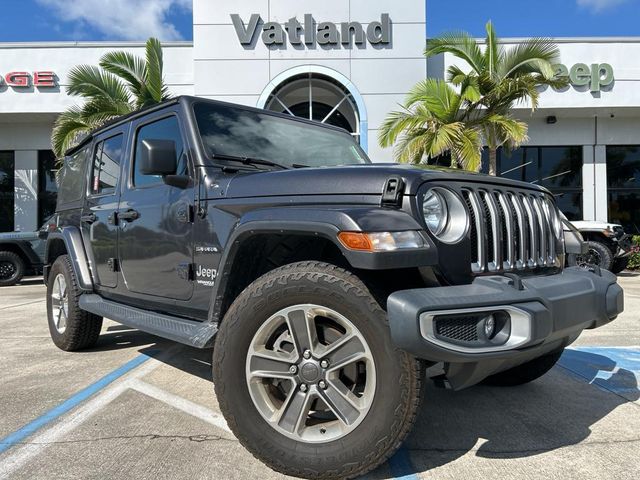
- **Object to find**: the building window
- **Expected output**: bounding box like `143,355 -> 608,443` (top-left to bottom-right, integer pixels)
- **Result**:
489,146 -> 583,221
0,151 -> 15,232
606,146 -> 640,233
264,73 -> 361,143
38,150 -> 58,225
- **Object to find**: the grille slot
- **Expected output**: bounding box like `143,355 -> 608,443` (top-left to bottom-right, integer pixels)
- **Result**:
461,187 -> 561,274
434,316 -> 479,342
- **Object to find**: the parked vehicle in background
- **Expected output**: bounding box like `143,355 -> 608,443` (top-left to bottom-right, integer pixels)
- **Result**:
567,220 -> 632,273
43,96 -> 624,479
0,215 -> 57,286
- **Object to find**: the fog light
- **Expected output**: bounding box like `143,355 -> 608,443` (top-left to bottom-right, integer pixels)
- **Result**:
483,314 -> 496,339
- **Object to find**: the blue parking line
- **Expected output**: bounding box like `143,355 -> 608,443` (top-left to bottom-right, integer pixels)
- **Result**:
388,447 -> 419,480
558,347 -> 640,400
0,352 -> 154,455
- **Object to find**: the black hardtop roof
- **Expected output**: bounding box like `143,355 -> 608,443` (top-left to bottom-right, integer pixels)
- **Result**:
64,95 -> 350,156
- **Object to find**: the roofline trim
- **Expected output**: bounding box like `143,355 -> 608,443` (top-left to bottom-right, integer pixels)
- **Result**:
430,36 -> 640,44
0,41 -> 193,49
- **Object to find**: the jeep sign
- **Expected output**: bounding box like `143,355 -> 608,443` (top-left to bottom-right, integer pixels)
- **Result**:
553,63 -> 614,93
231,14 -> 391,48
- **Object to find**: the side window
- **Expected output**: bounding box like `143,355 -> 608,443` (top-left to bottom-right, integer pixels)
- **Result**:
91,134 -> 123,195
58,147 -> 87,205
133,116 -> 186,187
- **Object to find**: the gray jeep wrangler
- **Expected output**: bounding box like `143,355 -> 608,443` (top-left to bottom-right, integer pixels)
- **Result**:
44,96 -> 623,479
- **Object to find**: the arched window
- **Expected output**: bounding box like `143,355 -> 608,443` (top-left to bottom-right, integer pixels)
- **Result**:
258,67 -> 367,150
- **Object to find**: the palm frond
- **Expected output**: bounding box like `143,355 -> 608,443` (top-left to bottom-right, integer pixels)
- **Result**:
67,65 -> 131,105
145,37 -> 170,104
425,31 -> 485,74
51,107 -> 92,159
499,38 -> 561,79
100,50 -> 148,105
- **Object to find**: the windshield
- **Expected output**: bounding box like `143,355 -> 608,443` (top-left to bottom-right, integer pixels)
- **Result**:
193,102 -> 370,168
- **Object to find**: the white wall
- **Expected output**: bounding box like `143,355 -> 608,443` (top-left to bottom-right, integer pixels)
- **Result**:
193,0 -> 427,161
0,42 -> 194,114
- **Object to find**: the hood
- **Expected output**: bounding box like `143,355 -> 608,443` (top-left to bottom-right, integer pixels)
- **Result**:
222,163 -> 547,198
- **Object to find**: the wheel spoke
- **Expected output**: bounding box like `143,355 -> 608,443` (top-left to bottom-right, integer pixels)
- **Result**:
285,307 -> 317,358
323,333 -> 367,370
277,388 -> 313,434
318,382 -> 361,426
248,348 -> 295,380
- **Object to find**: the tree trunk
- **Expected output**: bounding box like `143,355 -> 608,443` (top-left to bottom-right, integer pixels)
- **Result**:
488,148 -> 497,176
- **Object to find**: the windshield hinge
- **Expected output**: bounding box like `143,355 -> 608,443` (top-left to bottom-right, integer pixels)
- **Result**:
381,176 -> 405,208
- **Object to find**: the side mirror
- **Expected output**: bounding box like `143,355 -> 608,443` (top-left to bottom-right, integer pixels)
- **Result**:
140,139 -> 177,176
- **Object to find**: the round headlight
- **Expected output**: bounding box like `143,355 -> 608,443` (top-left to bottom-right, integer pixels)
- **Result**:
422,187 -> 468,244
422,189 -> 448,236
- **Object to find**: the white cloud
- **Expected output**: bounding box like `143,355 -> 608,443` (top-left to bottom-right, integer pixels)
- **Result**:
37,0 -> 192,41
577,0 -> 629,12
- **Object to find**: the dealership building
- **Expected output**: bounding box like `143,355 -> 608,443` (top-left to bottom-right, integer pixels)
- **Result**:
1,0 -> 639,233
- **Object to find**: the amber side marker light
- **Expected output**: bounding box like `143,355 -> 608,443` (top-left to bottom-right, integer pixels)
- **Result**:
337,231 -> 426,252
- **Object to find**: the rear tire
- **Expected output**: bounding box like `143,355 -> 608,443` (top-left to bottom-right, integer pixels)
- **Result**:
611,257 -> 629,274
482,348 -> 564,387
213,261 -> 422,480
0,251 -> 25,287
47,255 -> 103,351
568,240 -> 613,271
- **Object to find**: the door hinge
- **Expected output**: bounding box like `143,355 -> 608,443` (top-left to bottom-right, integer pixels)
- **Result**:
177,262 -> 195,281
177,204 -> 195,223
381,176 -> 405,208
107,258 -> 119,272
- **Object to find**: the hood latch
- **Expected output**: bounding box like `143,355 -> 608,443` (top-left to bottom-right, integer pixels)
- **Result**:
381,176 -> 405,208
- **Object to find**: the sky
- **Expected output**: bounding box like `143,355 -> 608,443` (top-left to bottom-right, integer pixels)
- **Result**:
0,0 -> 638,42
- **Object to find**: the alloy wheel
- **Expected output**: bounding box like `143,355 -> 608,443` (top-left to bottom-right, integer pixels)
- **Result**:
245,304 -> 376,443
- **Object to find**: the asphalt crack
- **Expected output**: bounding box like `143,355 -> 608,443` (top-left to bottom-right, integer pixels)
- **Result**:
0,433 -> 238,447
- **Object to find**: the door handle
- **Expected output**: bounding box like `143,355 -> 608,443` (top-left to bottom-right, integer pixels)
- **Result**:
81,213 -> 97,224
118,209 -> 140,222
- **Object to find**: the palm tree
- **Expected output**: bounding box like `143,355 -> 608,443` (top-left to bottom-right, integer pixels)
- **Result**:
52,37 -> 171,159
380,21 -> 567,174
378,79 -> 484,171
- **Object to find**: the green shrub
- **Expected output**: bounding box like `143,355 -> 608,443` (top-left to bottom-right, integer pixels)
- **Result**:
628,235 -> 640,270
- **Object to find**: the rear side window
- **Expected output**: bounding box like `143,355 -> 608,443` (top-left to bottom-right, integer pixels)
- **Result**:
57,147 -> 87,206
133,116 -> 186,187
91,134 -> 123,195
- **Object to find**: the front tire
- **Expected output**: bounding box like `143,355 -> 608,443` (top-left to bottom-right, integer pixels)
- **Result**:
213,262 -> 422,480
568,240 -> 613,271
0,251 -> 25,286
47,255 -> 103,351
482,348 -> 564,387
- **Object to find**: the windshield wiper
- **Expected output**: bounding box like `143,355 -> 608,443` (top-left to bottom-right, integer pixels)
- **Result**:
211,153 -> 290,170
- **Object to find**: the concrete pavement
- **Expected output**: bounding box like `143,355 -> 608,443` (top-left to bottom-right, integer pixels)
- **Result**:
0,274 -> 639,479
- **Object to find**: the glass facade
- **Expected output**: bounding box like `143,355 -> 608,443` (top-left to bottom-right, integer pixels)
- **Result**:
0,151 -> 15,232
491,146 -> 584,221
38,150 -> 58,225
606,146 -> 640,233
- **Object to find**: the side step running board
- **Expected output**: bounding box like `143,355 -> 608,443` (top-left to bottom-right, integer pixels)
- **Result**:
79,294 -> 217,348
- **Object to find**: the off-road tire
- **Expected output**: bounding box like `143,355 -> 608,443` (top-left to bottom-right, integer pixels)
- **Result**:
47,255 -> 103,351
482,348 -> 564,387
212,261 -> 422,480
611,257 -> 629,274
0,251 -> 25,287
568,241 -> 613,271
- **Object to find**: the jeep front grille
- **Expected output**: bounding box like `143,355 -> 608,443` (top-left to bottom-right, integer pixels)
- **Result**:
461,188 -> 561,274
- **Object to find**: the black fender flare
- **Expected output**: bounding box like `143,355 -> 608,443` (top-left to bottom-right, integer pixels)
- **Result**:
45,227 -> 93,291
207,206 -> 437,323
0,240 -> 41,266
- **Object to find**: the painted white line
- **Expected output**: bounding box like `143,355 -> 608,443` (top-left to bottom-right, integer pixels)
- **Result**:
129,379 -> 231,433
0,357 -> 162,479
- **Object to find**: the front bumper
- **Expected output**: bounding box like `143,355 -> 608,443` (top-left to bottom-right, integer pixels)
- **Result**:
387,267 -> 623,389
